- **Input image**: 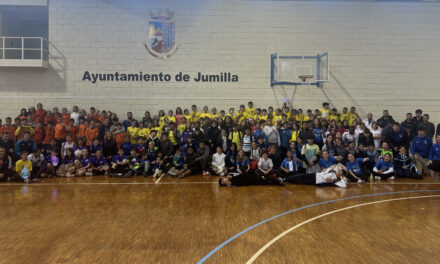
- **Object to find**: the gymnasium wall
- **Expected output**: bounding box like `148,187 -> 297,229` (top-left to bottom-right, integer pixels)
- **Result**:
0,0 -> 439,123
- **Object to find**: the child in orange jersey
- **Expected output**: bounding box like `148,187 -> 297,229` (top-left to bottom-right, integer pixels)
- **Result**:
43,122 -> 55,151
61,107 -> 70,124
114,123 -> 126,148
33,122 -> 45,148
2,118 -> 16,141
54,116 -> 67,147
66,119 -> 78,143
85,120 -> 99,146
77,117 -> 88,140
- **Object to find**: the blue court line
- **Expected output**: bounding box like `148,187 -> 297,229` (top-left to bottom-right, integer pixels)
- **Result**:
197,189 -> 440,263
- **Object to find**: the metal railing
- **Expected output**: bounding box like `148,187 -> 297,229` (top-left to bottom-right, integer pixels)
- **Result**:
0,37 -> 49,61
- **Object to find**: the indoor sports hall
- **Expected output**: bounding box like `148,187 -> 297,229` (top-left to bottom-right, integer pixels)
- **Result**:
0,0 -> 439,263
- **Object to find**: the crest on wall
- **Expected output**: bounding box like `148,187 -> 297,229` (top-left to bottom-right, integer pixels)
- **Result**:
144,9 -> 177,59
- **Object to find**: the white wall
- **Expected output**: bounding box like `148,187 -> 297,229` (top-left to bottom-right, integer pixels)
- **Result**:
0,0 -> 439,124
0,0 -> 47,6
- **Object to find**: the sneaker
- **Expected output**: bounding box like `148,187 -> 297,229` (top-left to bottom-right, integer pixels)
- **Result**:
203,171 -> 211,176
387,176 -> 395,180
123,171 -> 133,178
117,173 -> 123,178
374,176 -> 381,180
24,179 -> 30,184
276,177 -> 285,186
357,179 -> 365,183
220,172 -> 224,176
178,173 -> 184,178
85,172 -> 93,177
152,169 -> 159,178
31,178 -> 41,183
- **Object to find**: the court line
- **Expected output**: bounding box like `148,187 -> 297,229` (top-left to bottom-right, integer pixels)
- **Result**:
0,182 -> 219,186
196,190 -> 440,264
155,173 -> 165,184
246,194 -> 440,263
0,181 -> 438,187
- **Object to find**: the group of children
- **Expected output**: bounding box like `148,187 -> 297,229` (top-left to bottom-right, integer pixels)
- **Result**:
0,102 -> 439,188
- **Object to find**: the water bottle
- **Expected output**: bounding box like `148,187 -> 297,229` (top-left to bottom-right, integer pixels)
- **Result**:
369,173 -> 373,183
22,167 -> 30,183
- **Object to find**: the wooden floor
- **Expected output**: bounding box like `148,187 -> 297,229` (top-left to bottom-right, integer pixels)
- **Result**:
0,175 -> 439,264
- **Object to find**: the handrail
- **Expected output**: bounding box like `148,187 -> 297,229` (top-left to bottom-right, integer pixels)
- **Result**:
0,37 -> 49,61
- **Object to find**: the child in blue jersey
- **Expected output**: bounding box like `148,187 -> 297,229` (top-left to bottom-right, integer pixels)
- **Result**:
253,122 -> 264,142
280,122 -> 292,158
319,150 -> 337,171
279,150 -> 299,178
110,148 -> 129,176
91,149 -> 109,175
57,148 -> 76,177
394,146 -> 419,178
312,119 -> 324,149
346,153 -> 369,182
74,137 -> 87,159
75,148 -> 93,176
427,134 -> 440,173
256,136 -> 268,151
411,128 -> 433,176
136,137 -> 146,154
373,153 -> 394,180
89,138 -> 103,156
143,141 -> 158,176
366,144 -> 379,172
120,135 -> 133,156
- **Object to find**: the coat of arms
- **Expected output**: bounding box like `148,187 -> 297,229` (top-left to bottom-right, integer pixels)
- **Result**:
144,9 -> 177,59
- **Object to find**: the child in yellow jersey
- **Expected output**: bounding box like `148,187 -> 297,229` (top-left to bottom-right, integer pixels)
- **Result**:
272,108 -> 282,123
303,110 -> 314,122
329,108 -> 339,122
151,120 -> 162,139
16,151 -> 32,182
296,109 -> 304,124
178,117 -> 187,134
228,125 -> 243,150
183,109 -> 191,122
200,106 -> 211,119
339,107 -> 348,122
254,108 -> 261,122
167,122 -> 179,147
158,110 -> 166,127
137,122 -> 149,139
226,107 -> 236,120
190,105 -> 201,122
320,102 -> 330,119
244,101 -> 256,120
282,107 -> 291,120
219,110 -> 226,120
348,106 -> 359,126
127,120 -> 140,144
290,123 -> 300,142
314,109 -> 321,119
236,105 -> 246,123
211,107 -> 220,119
260,109 -> 268,121
167,110 -> 176,124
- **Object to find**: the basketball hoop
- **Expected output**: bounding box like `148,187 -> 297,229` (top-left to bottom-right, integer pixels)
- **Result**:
299,75 -> 314,82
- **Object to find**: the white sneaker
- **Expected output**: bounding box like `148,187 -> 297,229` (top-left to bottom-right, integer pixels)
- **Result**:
387,176 -> 395,180
374,176 -> 381,180
153,169 -> 159,178
357,179 -> 365,183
